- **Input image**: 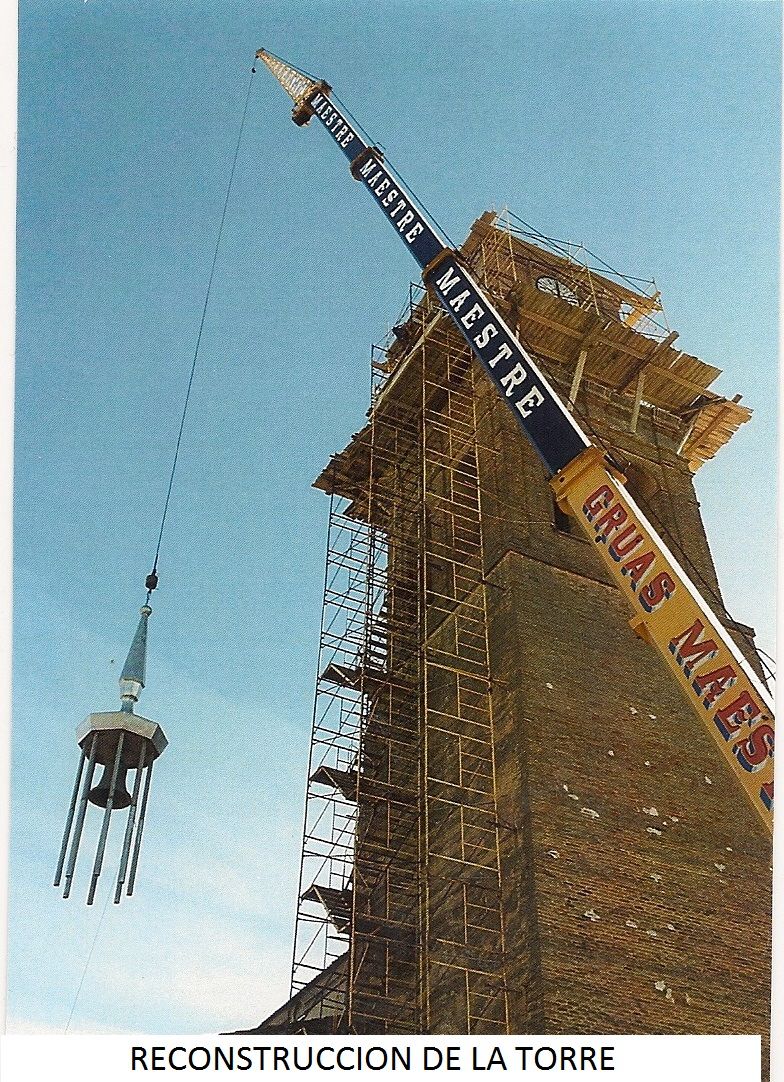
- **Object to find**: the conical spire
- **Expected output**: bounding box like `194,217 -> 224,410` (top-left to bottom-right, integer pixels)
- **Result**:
119,604 -> 152,712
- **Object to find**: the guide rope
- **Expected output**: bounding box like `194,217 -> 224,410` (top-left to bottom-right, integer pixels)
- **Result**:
144,62 -> 256,602
64,887 -> 112,1032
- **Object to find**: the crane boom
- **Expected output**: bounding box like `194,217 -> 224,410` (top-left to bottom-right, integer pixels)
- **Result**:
256,48 -> 774,832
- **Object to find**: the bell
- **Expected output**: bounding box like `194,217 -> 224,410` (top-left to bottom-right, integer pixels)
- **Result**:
89,763 -> 132,810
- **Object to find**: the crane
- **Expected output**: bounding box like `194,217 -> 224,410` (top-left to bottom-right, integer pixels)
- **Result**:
255,48 -> 774,833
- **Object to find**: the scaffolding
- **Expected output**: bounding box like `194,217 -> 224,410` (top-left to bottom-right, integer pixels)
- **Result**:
288,272 -> 511,1033
285,211 -> 755,1036
287,482 -> 375,1022
460,212 -> 750,471
417,302 -> 509,1035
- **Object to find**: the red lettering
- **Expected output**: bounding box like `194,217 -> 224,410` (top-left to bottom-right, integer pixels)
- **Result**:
639,571 -> 676,613
608,525 -> 643,562
593,504 -> 628,541
583,485 -> 613,521
733,723 -> 774,773
621,550 -> 655,591
669,620 -> 719,678
692,665 -> 738,708
714,690 -> 763,741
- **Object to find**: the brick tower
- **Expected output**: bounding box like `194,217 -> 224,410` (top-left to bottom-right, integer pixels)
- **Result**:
247,213 -> 771,1050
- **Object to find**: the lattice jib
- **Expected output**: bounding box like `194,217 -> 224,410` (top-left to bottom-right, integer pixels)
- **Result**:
256,50 -> 317,107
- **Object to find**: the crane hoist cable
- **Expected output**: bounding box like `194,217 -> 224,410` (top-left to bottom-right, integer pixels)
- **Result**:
60,60 -> 259,1017
144,62 -> 256,602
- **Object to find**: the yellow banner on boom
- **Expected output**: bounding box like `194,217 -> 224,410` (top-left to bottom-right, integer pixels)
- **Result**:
553,447 -> 774,834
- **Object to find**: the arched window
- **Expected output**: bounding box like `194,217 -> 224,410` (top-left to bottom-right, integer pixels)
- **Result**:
535,275 -> 579,306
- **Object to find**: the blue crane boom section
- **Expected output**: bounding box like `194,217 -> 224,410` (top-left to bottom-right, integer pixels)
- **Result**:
301,83 -> 591,476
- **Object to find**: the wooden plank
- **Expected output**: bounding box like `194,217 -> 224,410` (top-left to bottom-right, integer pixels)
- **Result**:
630,372 -> 645,433
618,330 -> 680,391
568,348 -> 588,409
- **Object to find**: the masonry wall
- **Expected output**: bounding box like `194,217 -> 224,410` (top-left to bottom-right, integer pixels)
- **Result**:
252,243 -> 771,1065
475,370 -> 771,1048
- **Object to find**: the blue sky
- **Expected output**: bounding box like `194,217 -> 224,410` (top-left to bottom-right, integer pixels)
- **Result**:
6,0 -> 780,1034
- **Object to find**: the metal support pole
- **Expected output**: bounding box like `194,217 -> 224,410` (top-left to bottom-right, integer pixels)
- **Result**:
114,743 -> 147,904
87,732 -> 125,905
501,207 -> 518,282
127,759 -> 154,897
54,747 -> 87,887
63,734 -> 98,899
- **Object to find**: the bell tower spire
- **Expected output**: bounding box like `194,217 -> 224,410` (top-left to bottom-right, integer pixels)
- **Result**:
54,598 -> 168,905
119,604 -> 152,712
